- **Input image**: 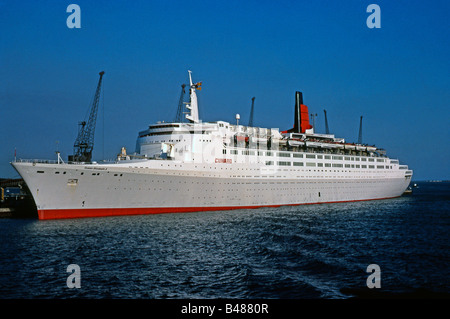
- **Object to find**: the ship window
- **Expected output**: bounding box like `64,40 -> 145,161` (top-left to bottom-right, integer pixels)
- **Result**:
345,164 -> 351,168
293,153 -> 303,158
317,155 -> 323,159
325,155 -> 331,159
293,162 -> 304,166
369,165 -> 375,169
368,158 -> 375,162
306,154 -> 315,159
266,151 -> 273,156
377,165 -> 384,169
279,152 -> 290,157
345,157 -> 351,160
37,171 -> 44,174
265,161 -> 274,165
277,161 -> 291,166
222,149 -> 226,154
332,163 -> 343,167
306,162 -> 316,167
332,156 -> 343,160
377,159 -> 384,162
230,150 -> 238,155
317,163 -> 323,167
325,163 -> 331,167
362,165 -> 367,168
361,158 -> 367,161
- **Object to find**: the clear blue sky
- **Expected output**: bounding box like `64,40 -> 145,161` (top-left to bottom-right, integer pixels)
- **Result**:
1,0 -> 449,180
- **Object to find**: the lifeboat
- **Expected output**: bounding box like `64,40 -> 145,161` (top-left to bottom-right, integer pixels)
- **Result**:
344,144 -> 356,150
288,138 -> 305,147
356,145 -> 367,151
306,141 -> 322,148
320,142 -> 337,149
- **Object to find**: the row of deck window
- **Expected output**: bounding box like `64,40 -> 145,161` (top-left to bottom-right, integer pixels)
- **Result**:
265,161 -> 393,169
223,149 -> 393,163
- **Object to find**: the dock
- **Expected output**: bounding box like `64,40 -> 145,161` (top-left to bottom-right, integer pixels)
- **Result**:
1,178 -> 38,218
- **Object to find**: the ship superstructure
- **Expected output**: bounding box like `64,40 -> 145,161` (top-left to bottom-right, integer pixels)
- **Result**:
12,71 -> 413,219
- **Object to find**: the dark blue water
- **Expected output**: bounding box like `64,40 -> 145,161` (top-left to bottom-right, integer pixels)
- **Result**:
0,182 -> 449,299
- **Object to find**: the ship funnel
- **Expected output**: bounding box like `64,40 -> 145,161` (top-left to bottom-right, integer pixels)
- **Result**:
285,91 -> 313,134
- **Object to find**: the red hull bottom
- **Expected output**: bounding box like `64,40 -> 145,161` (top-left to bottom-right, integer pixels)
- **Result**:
37,196 -> 398,220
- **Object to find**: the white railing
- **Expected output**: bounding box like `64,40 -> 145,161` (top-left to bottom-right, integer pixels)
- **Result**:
15,158 -> 61,164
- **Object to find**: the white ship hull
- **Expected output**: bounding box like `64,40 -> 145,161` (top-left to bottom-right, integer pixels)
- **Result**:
11,71 -> 413,220
12,158 -> 412,220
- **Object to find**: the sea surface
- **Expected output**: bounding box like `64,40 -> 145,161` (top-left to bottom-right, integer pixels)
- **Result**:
0,182 -> 449,299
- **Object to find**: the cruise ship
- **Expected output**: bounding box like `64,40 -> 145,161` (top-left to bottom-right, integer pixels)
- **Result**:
12,71 -> 413,220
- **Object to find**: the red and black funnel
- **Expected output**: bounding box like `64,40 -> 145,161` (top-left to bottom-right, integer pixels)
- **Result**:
286,91 -> 313,133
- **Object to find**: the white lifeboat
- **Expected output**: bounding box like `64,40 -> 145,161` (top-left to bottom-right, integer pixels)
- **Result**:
356,145 -> 367,151
288,139 -> 305,147
344,144 -> 356,150
306,141 -> 322,148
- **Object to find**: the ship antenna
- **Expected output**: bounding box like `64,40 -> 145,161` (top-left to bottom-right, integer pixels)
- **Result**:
358,115 -> 363,144
324,109 -> 330,134
310,113 -> 318,131
248,97 -> 255,127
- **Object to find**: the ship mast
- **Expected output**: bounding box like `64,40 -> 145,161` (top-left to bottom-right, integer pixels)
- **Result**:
358,115 -> 363,144
185,70 -> 201,123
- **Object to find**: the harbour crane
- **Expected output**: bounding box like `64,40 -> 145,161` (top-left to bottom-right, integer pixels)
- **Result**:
69,71 -> 105,163
175,84 -> 186,123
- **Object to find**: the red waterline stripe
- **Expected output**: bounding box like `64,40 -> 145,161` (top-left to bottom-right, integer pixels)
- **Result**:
37,196 -> 399,220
